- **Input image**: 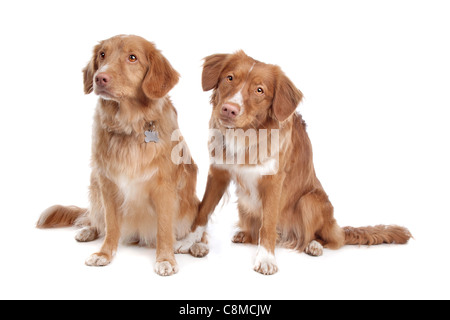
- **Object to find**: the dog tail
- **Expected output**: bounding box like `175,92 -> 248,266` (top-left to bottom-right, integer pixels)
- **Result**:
36,205 -> 88,229
343,225 -> 412,246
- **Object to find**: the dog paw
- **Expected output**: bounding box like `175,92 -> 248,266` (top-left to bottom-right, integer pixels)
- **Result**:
85,253 -> 111,267
174,226 -> 206,254
174,238 -> 194,254
305,240 -> 323,257
253,247 -> 278,275
154,260 -> 179,276
189,242 -> 209,258
75,227 -> 98,242
232,231 -> 251,243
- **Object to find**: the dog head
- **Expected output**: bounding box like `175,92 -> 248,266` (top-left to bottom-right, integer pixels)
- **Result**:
83,35 -> 179,102
202,51 -> 303,130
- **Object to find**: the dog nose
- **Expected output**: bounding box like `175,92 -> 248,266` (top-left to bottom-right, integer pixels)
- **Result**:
95,73 -> 110,87
221,103 -> 241,119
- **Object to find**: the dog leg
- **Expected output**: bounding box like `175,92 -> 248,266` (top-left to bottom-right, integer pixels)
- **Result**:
86,176 -> 120,267
174,167 -> 231,254
297,190 -> 345,251
253,174 -> 284,275
153,186 -> 179,276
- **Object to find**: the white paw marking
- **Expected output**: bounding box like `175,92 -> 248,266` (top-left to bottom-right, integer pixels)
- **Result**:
189,242 -> 209,258
305,240 -> 323,257
174,226 -> 205,254
253,246 -> 278,275
75,227 -> 97,242
85,253 -> 110,267
154,261 -> 179,276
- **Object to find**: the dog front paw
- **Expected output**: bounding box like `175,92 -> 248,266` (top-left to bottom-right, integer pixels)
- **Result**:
154,260 -> 179,276
253,246 -> 278,275
85,252 -> 111,267
174,238 -> 194,254
174,226 -> 206,254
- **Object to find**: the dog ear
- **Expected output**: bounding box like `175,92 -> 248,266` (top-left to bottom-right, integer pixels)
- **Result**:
142,48 -> 180,99
202,54 -> 230,91
272,70 -> 303,122
82,44 -> 101,95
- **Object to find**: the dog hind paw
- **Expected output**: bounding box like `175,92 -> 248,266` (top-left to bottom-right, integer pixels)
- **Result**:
189,242 -> 209,258
232,230 -> 251,244
75,227 -> 98,242
305,240 -> 323,257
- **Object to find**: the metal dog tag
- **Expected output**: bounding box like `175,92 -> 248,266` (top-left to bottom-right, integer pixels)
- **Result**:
144,130 -> 159,143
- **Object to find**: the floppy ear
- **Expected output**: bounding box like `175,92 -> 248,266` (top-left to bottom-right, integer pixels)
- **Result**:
82,44 -> 101,94
142,49 -> 180,99
202,54 -> 230,91
272,71 -> 303,122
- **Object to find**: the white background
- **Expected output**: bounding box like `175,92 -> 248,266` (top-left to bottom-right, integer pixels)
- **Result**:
1,0 -> 449,300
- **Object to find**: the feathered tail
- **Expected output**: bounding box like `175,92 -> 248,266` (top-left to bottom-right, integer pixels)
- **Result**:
36,205 -> 88,228
343,225 -> 412,245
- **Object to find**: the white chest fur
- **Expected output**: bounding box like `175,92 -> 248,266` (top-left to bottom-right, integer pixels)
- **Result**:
115,168 -> 158,212
214,158 -> 278,214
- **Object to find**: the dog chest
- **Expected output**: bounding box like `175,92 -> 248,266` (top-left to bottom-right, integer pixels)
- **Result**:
116,168 -> 157,198
235,168 -> 262,214
216,158 -> 278,214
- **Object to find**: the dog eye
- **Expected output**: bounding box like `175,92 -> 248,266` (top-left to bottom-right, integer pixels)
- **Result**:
100,52 -> 106,59
227,75 -> 233,82
128,55 -> 137,62
256,87 -> 264,94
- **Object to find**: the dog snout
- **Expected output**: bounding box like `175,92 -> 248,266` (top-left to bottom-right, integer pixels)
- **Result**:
221,103 -> 241,119
95,73 -> 111,87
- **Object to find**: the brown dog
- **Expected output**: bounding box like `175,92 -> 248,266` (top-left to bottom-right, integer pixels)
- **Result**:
37,35 -> 207,276
180,51 -> 412,275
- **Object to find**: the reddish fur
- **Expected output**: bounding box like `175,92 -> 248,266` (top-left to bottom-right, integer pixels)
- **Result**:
343,225 -> 412,245
37,205 -> 87,228
194,51 -> 412,261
